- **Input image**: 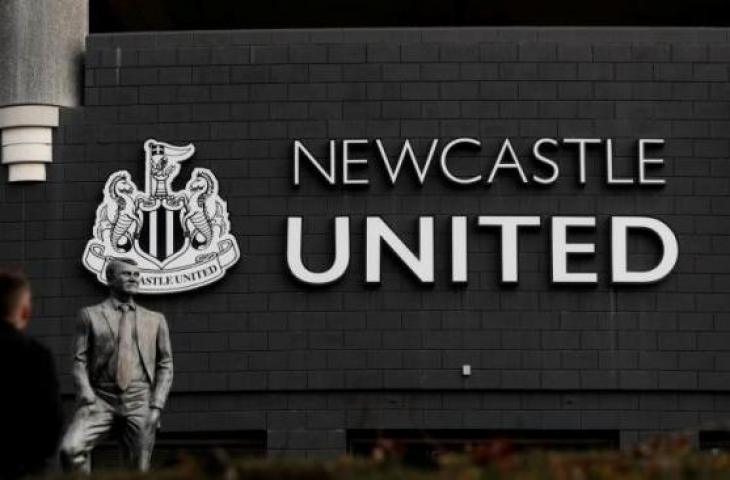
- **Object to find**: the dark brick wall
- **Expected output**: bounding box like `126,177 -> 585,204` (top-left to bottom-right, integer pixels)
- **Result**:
2,27 -> 730,456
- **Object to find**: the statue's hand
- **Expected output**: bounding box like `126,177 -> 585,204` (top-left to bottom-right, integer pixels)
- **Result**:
147,407 -> 161,429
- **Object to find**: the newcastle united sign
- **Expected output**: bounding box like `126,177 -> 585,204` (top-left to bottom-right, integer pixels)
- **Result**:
82,139 -> 240,294
83,136 -> 680,295
287,137 -> 679,286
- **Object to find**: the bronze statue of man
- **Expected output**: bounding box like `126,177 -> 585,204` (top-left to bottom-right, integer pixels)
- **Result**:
61,258 -> 173,472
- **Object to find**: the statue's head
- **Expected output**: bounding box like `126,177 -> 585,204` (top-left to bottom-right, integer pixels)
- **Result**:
110,173 -> 135,197
106,258 -> 140,297
188,170 -> 213,194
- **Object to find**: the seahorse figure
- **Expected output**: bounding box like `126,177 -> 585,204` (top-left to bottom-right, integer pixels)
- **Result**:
183,169 -> 228,249
96,173 -> 143,253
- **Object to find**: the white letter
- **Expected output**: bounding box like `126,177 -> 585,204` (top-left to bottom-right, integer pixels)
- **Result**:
552,216 -> 597,284
452,216 -> 468,283
294,140 -> 336,186
487,139 -> 528,184
376,139 -> 438,185
563,138 -> 601,185
639,139 -> 666,185
606,138 -> 634,185
612,216 -> 678,283
366,217 -> 434,283
478,216 -> 541,283
287,216 -> 350,284
532,138 -> 559,185
342,139 -> 369,185
439,138 -> 482,185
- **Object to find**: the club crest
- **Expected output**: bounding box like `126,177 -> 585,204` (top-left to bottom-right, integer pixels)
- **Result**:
82,139 -> 240,294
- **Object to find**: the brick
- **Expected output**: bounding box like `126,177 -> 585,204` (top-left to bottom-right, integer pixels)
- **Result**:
460,63 -> 498,80
480,43 -> 518,61
694,63 -> 729,81
542,331 -> 580,349
631,44 -> 671,61
401,43 -> 439,62
501,371 -> 540,389
557,44 -> 592,61
593,44 -> 632,62
581,371 -> 619,389
672,44 -> 707,61
176,85 -> 211,102
367,44 -> 400,63
309,65 -> 342,82
578,63 -> 613,80
343,64 -> 381,82
119,67 -> 158,85
518,42 -> 557,61
383,64 -> 420,81
138,49 -> 177,66
441,81 -> 479,99
328,44 -> 366,63
178,47 -> 211,65
419,63 -> 458,81
251,45 -> 288,64
192,66 -> 230,84
620,371 -> 658,389
541,371 -> 580,389
654,63 -> 693,81
211,46 -> 251,64
615,63 -> 653,81
270,65 -> 308,83
439,44 -> 480,62
159,66 -> 193,84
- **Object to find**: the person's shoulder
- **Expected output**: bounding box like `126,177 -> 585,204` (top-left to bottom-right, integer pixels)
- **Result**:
137,303 -> 165,320
4,331 -> 54,370
79,300 -> 109,318
0,322 -> 26,348
26,336 -> 54,361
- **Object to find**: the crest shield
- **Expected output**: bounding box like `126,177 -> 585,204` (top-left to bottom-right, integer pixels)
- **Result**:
137,207 -> 187,264
82,139 -> 240,294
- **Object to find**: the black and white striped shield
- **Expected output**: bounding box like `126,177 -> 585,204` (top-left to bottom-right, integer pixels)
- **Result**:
137,206 -> 187,263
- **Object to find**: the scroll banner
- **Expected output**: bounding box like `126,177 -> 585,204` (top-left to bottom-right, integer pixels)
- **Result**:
83,239 -> 239,294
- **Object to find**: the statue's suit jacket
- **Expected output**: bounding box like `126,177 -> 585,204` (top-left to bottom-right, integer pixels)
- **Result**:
72,298 -> 173,409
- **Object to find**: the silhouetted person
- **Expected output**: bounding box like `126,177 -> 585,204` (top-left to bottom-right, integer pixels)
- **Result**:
0,269 -> 63,480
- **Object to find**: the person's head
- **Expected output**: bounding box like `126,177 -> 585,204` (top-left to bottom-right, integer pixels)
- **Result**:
105,258 -> 140,298
0,269 -> 32,331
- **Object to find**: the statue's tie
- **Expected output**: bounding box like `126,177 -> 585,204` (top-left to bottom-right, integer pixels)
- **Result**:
116,304 -> 134,390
